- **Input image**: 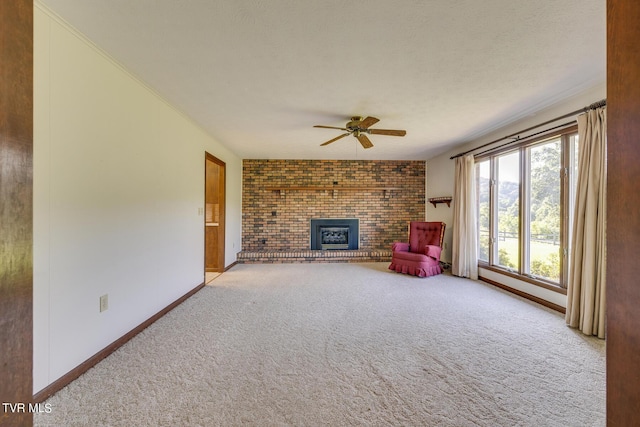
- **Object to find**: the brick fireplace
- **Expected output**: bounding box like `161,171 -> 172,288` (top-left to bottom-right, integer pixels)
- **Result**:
240,160 -> 425,263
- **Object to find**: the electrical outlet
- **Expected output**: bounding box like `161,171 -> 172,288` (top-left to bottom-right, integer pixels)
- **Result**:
100,294 -> 108,312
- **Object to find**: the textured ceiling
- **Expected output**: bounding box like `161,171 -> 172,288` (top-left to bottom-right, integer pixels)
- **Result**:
39,0 -> 605,160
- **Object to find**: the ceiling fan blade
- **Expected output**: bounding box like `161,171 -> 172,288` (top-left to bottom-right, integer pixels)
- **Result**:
356,133 -> 374,149
314,125 -> 349,130
367,129 -> 407,137
320,132 -> 351,146
358,116 -> 380,129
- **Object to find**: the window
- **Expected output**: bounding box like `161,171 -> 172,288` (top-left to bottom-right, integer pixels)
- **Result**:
496,151 -> 520,270
477,161 -> 490,262
475,126 -> 579,289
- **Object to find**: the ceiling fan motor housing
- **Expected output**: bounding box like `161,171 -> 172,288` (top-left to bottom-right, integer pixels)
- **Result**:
346,116 -> 363,130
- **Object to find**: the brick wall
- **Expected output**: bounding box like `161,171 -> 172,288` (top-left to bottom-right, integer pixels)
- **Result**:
242,160 -> 425,251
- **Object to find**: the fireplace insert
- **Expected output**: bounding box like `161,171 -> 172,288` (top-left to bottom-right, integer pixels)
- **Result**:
310,218 -> 359,250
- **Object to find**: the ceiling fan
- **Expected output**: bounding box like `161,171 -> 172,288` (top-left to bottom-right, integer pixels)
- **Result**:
314,116 -> 406,149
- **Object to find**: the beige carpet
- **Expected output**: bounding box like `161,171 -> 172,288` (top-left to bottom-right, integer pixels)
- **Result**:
36,263 -> 605,426
205,272 -> 221,284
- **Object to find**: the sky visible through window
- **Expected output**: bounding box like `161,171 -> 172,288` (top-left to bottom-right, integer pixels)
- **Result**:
499,153 -> 519,183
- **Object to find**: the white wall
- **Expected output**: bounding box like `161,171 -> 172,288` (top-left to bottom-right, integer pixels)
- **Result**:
425,82 -> 606,306
33,4 -> 242,393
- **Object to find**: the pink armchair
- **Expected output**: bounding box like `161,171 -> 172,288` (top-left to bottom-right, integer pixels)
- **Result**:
389,221 -> 446,277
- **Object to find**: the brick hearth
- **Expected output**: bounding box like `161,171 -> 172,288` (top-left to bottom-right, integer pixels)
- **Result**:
237,249 -> 393,263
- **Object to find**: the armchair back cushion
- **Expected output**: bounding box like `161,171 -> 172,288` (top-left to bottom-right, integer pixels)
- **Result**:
409,221 -> 445,255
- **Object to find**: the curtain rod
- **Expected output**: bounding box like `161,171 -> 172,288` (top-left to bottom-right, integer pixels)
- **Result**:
450,99 -> 606,160
473,121 -> 575,158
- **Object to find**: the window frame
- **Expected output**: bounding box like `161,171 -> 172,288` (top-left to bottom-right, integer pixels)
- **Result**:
475,125 -> 578,293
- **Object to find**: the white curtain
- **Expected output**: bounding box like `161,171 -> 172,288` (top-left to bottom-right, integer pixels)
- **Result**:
452,154 -> 478,280
566,107 -> 607,339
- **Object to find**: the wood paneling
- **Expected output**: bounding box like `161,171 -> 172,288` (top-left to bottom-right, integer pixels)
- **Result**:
607,0 -> 640,424
0,0 -> 34,425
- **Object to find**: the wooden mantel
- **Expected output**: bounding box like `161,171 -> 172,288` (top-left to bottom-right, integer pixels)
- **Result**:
266,186 -> 403,198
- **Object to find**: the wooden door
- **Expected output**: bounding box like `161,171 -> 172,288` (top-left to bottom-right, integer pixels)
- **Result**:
0,1 -> 33,425
607,0 -> 640,424
205,153 -> 225,272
